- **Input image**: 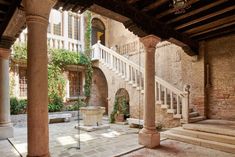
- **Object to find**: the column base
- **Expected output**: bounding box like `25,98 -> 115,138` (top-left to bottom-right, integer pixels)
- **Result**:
0,125 -> 13,139
27,153 -> 50,157
138,128 -> 160,148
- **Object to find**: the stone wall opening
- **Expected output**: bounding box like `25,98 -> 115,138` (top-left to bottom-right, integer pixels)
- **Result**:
91,18 -> 105,45
115,88 -> 130,119
89,67 -> 108,114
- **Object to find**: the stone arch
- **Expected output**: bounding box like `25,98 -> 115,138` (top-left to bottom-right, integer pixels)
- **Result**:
115,88 -> 130,118
89,67 -> 108,114
91,18 -> 106,45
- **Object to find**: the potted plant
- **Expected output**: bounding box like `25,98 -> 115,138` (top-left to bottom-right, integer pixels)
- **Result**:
110,97 -> 129,123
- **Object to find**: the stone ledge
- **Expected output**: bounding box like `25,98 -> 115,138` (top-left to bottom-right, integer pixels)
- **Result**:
75,124 -> 110,132
48,113 -> 72,123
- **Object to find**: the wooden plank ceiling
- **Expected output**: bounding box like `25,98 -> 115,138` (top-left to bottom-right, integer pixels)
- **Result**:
55,0 -> 235,56
0,0 -> 21,38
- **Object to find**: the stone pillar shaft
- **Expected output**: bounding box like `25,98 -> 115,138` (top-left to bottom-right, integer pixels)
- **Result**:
139,35 -> 161,148
24,0 -> 55,156
0,48 -> 13,139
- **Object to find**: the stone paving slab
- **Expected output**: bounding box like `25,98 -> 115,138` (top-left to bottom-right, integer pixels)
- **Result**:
121,139 -> 235,157
0,140 -> 20,157
7,120 -> 142,157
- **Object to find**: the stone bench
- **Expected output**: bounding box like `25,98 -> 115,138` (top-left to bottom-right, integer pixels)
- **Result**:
127,118 -> 144,127
49,113 -> 72,123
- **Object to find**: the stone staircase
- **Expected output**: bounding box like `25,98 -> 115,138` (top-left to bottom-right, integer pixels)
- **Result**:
91,42 -> 203,123
163,120 -> 235,153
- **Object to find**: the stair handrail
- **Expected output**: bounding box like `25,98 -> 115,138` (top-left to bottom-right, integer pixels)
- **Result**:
92,42 -> 190,122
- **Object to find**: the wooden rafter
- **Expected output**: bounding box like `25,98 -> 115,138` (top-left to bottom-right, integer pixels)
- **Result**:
175,5 -> 235,30
191,21 -> 235,38
142,0 -> 168,12
167,0 -> 228,24
126,0 -> 140,4
185,14 -> 235,35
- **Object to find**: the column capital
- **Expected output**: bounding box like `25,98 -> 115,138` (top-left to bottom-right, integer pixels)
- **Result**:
140,35 -> 161,49
23,0 -> 57,21
0,48 -> 11,59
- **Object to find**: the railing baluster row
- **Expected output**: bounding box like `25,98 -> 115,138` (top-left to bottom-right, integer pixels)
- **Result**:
92,42 -> 190,123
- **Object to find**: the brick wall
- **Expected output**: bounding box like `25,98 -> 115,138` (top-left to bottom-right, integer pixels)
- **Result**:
206,34 -> 235,120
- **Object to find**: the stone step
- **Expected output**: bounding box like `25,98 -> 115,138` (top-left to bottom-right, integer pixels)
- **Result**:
189,111 -> 199,118
170,127 -> 235,145
183,121 -> 235,137
163,131 -> 235,154
189,116 -> 205,123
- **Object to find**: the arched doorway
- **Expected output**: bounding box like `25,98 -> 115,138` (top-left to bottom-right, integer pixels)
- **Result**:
89,68 -> 108,114
91,18 -> 105,45
115,88 -> 130,119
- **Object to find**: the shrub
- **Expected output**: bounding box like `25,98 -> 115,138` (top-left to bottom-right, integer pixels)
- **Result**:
10,97 -> 27,114
48,95 -> 63,112
64,98 -> 86,111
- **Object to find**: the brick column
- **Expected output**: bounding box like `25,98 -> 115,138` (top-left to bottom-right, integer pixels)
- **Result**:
0,48 -> 13,139
23,0 -> 55,156
139,35 -> 161,148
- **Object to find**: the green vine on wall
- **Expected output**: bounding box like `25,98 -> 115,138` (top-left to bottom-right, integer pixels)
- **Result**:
84,11 -> 92,56
12,44 -> 93,102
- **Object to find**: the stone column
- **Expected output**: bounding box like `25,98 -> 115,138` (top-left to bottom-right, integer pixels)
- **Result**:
0,48 -> 13,139
139,35 -> 161,148
23,0 -> 55,156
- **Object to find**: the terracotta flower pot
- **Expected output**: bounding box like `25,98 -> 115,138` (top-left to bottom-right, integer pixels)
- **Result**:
115,113 -> 124,122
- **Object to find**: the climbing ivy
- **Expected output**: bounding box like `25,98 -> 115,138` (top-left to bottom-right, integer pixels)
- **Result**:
12,43 -> 27,60
11,44 -> 93,103
84,11 -> 92,56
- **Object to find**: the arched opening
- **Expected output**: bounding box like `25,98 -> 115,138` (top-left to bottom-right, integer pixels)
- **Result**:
89,67 -> 108,114
115,88 -> 130,119
91,18 -> 105,45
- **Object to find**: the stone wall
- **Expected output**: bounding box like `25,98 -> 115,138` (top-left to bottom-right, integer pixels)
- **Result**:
206,34 -> 235,120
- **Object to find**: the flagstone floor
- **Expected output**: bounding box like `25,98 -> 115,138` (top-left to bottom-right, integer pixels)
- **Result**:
1,116 -> 234,157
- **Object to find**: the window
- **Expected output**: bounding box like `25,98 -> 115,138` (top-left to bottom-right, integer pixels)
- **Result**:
69,71 -> 82,97
68,14 -> 80,40
19,68 -> 27,97
68,14 -> 73,38
74,16 -> 80,40
48,10 -> 62,36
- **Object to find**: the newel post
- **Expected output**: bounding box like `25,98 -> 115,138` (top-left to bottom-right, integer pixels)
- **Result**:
182,84 -> 190,123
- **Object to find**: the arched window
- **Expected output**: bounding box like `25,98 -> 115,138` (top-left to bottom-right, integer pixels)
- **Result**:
91,18 -> 105,45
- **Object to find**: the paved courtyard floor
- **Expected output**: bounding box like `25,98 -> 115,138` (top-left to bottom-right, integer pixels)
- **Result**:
1,115 -> 234,157
122,139 -> 235,157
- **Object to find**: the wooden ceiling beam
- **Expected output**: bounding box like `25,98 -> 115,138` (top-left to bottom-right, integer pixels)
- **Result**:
126,0 -> 140,4
93,0 -> 199,55
185,14 -> 235,35
175,5 -> 235,30
142,0 -> 168,12
194,26 -> 235,41
0,0 -> 11,6
155,0 -> 199,19
190,21 -> 235,38
167,0 -> 228,24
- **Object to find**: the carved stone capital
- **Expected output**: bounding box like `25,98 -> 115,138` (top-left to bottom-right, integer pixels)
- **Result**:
0,48 -> 11,59
0,36 -> 15,49
23,0 -> 57,21
140,35 -> 161,50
